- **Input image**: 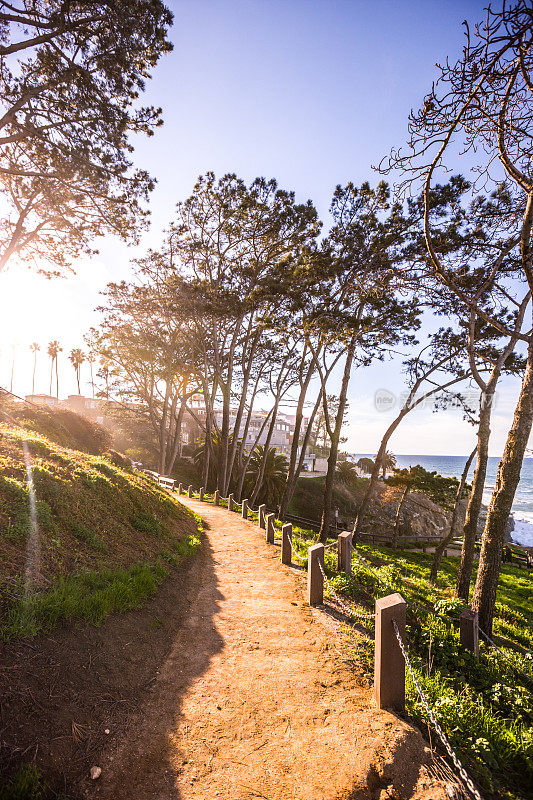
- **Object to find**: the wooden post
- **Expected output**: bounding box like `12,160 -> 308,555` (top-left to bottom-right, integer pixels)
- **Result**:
337,531 -> 352,574
178,483 -> 183,495
242,498 -> 249,520
374,593 -> 406,712
460,607 -> 479,657
199,487 -> 204,502
266,513 -> 275,544
214,490 -> 219,506
258,504 -> 266,529
281,523 -> 292,565
188,485 -> 193,498
228,493 -> 234,512
307,544 -> 324,606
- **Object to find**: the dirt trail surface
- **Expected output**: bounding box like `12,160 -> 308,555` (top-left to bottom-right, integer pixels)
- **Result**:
88,499 -> 449,800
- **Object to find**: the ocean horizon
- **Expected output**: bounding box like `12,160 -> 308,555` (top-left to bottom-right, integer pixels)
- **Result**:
354,453 -> 533,547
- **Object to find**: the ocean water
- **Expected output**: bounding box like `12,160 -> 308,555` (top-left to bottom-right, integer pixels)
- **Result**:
356,454 -> 533,547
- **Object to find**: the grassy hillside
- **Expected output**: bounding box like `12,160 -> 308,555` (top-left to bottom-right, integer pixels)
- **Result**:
0,399 -> 201,640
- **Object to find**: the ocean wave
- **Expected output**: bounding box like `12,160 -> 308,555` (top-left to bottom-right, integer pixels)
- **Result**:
511,519 -> 533,547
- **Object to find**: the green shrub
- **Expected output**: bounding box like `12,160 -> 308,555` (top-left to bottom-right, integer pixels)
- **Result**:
434,596 -> 466,618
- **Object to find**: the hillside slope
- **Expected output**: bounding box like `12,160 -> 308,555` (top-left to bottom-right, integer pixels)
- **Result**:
0,398 -> 201,640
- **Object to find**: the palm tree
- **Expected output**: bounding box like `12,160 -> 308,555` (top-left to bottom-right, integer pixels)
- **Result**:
244,446 -> 288,507
47,340 -> 62,398
381,450 -> 397,478
30,342 -> 40,394
335,460 -> 358,486
87,352 -> 96,398
69,348 -> 85,394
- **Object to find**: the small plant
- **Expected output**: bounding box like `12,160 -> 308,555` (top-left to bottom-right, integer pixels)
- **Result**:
70,522 -> 108,553
434,596 -> 466,618
0,763 -> 50,800
130,511 -> 162,536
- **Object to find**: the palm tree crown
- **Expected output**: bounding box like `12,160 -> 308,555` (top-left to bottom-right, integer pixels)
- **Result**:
245,445 -> 288,507
69,348 -> 85,394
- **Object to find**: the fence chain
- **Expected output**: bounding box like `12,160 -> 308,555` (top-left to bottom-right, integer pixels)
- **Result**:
288,537 -> 308,563
392,620 -> 483,800
316,556 -> 375,620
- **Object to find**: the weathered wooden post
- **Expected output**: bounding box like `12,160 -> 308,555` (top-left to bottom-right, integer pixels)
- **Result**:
281,523 -> 292,566
460,607 -> 479,657
228,493 -> 234,512
242,498 -> 249,520
178,483 -> 183,495
214,490 -> 219,506
266,513 -> 275,544
337,531 -> 352,574
188,485 -> 193,498
199,487 -> 204,502
374,593 -> 406,712
307,543 -> 324,606
258,504 -> 266,529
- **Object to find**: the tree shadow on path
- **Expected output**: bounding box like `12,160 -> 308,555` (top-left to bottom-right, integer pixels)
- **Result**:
91,525 -> 224,800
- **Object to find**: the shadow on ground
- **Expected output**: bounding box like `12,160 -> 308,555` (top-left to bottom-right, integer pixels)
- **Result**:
0,527 -> 223,800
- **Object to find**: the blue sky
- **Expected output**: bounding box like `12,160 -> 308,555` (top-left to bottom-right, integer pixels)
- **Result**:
1,0 -> 523,456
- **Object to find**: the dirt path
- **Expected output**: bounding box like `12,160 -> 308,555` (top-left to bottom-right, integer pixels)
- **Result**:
90,499 -> 449,800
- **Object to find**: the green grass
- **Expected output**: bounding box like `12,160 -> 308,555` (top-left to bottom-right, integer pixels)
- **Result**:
322,544 -> 533,800
70,521 -> 107,552
2,532 -> 201,641
0,408 -> 204,640
0,764 -> 66,800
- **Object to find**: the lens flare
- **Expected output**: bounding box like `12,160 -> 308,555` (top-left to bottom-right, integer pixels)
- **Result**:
22,440 -> 41,591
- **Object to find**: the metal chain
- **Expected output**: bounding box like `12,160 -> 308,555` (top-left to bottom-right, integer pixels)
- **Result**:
289,537 -> 308,563
392,620 -> 483,800
316,556 -> 375,620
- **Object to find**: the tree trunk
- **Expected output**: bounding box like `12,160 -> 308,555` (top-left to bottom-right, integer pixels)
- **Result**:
279,355 -> 317,517
391,484 -> 410,549
472,340 -> 533,635
203,445 -> 210,488
430,446 -> 476,583
158,387 -> 170,475
318,335 -> 355,544
281,389 -> 323,515
455,390 -> 494,600
217,384 -> 231,497
234,407 -> 273,501
166,398 -> 187,476
353,412 -> 407,541
250,398 -> 281,506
